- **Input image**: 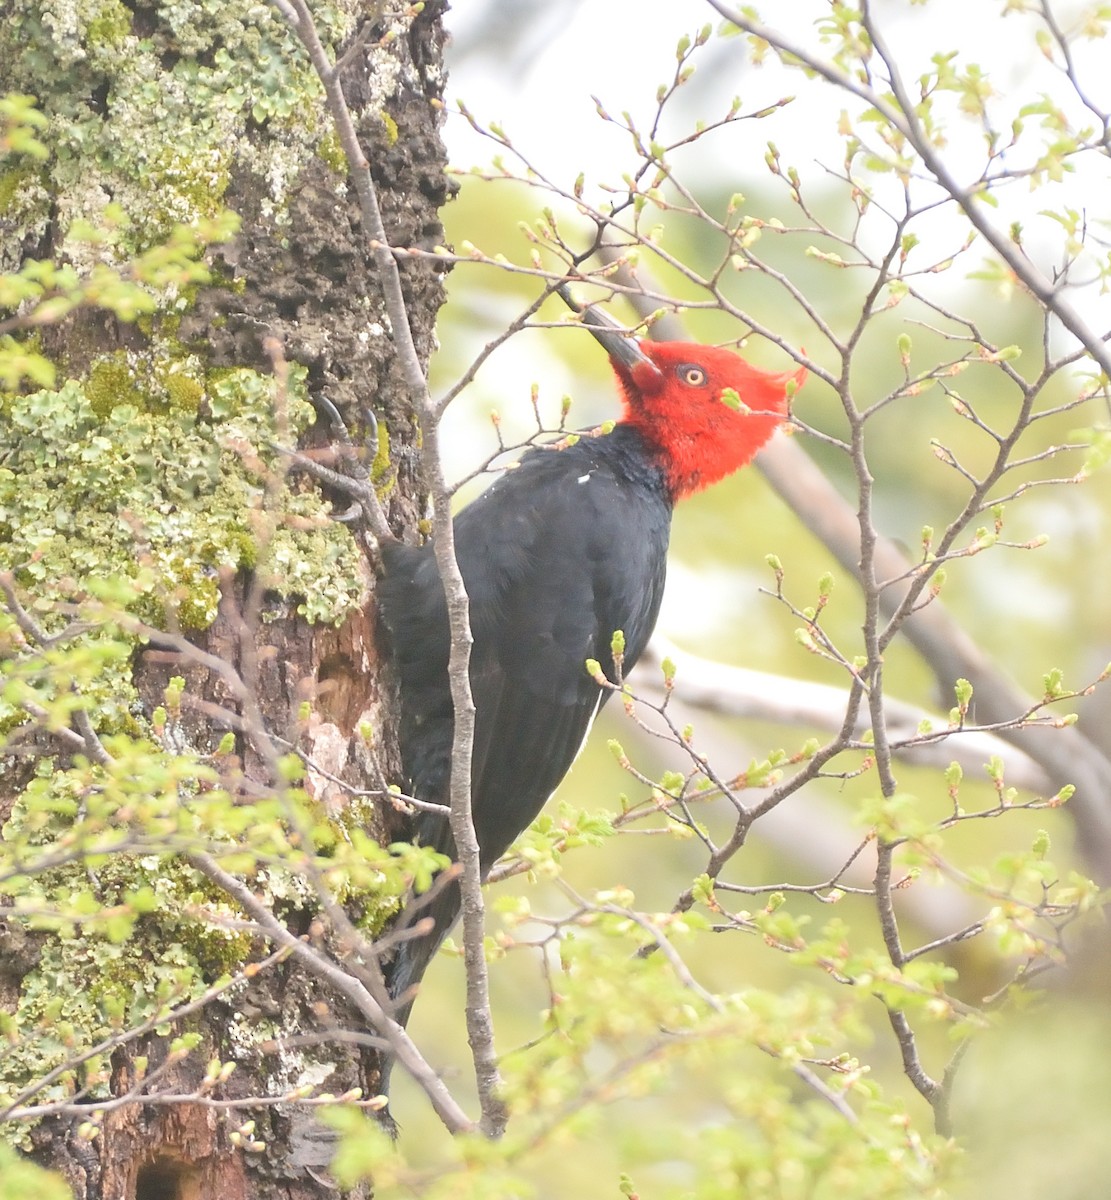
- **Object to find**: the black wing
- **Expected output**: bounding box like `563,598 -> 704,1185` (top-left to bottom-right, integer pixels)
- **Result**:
378,427 -> 672,1005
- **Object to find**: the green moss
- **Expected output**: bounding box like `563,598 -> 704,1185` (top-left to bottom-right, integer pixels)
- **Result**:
84,347 -> 210,419
0,163 -> 49,262
151,555 -> 221,631
354,890 -> 403,939
85,352 -> 145,418
163,371 -> 204,413
317,128 -> 347,174
370,419 -> 392,483
85,0 -> 131,48
0,167 -> 29,213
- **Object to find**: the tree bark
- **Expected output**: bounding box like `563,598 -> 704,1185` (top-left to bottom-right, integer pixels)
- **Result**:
0,2 -> 450,1195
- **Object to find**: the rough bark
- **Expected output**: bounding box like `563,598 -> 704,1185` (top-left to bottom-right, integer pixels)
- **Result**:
0,1 -> 451,1195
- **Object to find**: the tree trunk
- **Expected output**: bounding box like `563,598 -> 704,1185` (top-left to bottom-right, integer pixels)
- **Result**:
0,2 -> 450,1195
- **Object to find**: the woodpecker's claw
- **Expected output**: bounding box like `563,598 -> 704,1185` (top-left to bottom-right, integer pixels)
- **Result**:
274,394 -> 394,544
315,393 -> 348,438
330,501 -> 364,524
312,396 -> 384,492
360,406 -> 380,462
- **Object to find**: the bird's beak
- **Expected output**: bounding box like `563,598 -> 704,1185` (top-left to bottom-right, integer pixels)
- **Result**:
556,284 -> 665,384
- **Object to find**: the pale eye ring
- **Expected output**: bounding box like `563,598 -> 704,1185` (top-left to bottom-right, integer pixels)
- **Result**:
678,363 -> 707,387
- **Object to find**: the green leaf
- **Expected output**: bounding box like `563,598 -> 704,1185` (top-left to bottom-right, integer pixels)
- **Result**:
0,1146 -> 70,1200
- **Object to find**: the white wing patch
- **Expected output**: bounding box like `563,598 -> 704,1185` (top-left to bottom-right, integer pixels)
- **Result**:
539,690 -> 605,809
570,690 -> 605,768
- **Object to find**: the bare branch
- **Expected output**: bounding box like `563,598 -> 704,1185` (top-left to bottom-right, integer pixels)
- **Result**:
634,639 -> 1052,792
270,0 -> 504,1134
705,0 -> 1111,388
186,850 -> 475,1135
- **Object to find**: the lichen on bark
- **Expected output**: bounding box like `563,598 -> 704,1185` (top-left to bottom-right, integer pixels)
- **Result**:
0,0 -> 452,1193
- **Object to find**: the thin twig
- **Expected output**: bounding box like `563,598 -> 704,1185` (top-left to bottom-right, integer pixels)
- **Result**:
269,0 -> 504,1134
186,850 -> 474,1134
704,0 -> 1111,389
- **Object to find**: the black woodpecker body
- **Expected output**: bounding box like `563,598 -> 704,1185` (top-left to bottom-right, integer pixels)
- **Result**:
375,295 -> 804,1089
379,422 -> 671,1006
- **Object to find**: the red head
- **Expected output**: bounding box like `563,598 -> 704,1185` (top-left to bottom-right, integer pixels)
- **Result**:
559,287 -> 804,500
610,339 -> 804,501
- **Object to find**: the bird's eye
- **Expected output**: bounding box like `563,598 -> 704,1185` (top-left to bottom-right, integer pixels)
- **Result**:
677,364 -> 707,387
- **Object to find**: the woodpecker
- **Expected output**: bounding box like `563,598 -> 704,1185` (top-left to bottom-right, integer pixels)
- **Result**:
377,291 -> 804,1052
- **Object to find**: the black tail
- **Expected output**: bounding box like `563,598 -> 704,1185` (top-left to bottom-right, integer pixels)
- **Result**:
376,829 -> 464,1105
384,863 -> 462,1008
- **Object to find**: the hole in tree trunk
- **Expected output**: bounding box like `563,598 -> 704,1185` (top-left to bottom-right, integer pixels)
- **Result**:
135,1157 -> 197,1200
